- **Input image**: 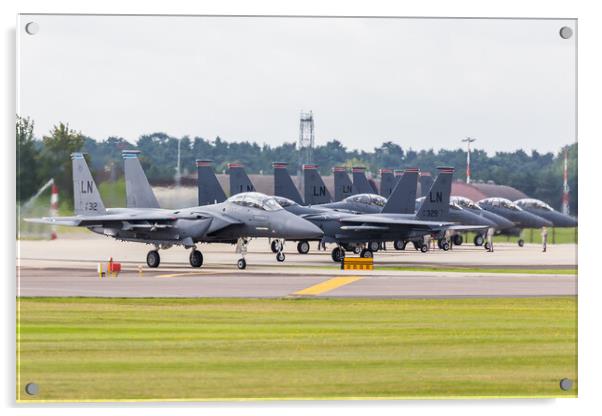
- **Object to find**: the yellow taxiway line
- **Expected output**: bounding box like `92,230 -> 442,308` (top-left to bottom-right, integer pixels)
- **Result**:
293,276 -> 363,296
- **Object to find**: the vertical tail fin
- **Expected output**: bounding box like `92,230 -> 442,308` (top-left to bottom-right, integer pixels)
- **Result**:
122,150 -> 160,209
303,164 -> 332,205
228,163 -> 255,195
394,169 -> 403,188
273,162 -> 304,204
197,159 -> 226,205
352,167 -> 375,194
381,168 -> 419,214
379,168 -> 395,198
416,167 -> 454,220
333,166 -> 354,201
71,152 -> 106,215
418,172 -> 434,198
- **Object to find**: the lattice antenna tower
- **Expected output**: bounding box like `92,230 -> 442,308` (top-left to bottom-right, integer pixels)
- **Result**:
299,111 -> 315,166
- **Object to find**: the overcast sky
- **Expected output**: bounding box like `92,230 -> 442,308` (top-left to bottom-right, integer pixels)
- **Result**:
18,15 -> 576,154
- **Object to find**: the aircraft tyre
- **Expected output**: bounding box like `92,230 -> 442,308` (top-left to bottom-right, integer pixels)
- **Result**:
189,250 -> 203,268
368,241 -> 380,252
146,250 -> 160,268
441,241 -> 450,251
353,246 -> 362,254
237,258 -> 247,269
394,240 -> 406,250
453,234 -> 463,246
360,249 -> 373,258
420,244 -> 428,253
331,247 -> 345,262
518,239 -> 525,247
297,241 -> 310,254
270,240 -> 280,253
474,234 -> 484,246
276,252 -> 286,262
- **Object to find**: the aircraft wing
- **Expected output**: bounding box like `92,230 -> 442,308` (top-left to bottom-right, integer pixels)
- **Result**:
340,214 -> 452,229
447,225 -> 490,232
24,210 -> 243,232
25,211 -> 188,227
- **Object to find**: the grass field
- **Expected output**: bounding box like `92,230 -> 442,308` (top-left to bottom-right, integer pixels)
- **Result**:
466,228 -> 578,245
17,296 -> 577,402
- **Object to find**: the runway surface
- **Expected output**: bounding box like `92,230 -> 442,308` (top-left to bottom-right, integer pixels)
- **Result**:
17,235 -> 577,298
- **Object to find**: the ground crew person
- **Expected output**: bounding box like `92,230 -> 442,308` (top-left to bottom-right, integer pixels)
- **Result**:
541,226 -> 548,252
486,227 -> 495,252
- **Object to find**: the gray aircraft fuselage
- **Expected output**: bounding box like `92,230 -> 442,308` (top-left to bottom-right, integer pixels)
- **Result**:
91,199 -> 323,248
514,199 -> 578,228
477,198 -> 552,229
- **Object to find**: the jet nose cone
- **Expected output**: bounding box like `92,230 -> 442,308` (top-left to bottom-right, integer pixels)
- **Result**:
280,213 -> 324,239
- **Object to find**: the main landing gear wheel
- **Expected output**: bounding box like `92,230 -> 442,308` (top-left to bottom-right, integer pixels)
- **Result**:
453,234 -> 463,246
276,252 -> 286,262
331,247 -> 345,262
360,249 -> 373,258
368,241 -> 380,252
237,258 -> 247,269
270,240 -> 281,253
297,240 -> 310,254
353,246 -> 362,254
393,240 -> 406,251
189,250 -> 203,268
420,244 -> 428,253
518,239 -> 525,247
146,250 -> 160,268
474,234 -> 484,246
441,241 -> 450,251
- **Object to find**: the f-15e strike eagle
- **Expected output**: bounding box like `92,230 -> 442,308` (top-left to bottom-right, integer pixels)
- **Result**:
26,152 -> 323,269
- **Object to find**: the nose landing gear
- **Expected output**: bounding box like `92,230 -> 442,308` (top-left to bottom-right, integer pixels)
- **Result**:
236,238 -> 249,269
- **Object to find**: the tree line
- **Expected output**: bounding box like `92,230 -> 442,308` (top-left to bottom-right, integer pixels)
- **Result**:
16,116 -> 578,214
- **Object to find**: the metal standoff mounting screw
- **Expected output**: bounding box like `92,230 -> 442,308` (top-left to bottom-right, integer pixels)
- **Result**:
559,378 -> 573,391
25,382 -> 39,396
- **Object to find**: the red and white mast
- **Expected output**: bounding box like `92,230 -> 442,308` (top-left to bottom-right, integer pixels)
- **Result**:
461,137 -> 476,184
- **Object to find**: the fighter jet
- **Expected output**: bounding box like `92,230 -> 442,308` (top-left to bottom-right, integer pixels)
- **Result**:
477,197 -> 553,246
26,153 -> 323,269
514,198 -> 578,227
329,167 -> 461,260
306,166 -> 494,247
450,196 -> 515,246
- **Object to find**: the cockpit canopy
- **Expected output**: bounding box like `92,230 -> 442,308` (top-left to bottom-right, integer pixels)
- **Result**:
416,196 -> 463,210
273,196 -> 297,208
227,192 -> 283,211
478,197 -> 523,211
343,193 -> 387,207
514,198 -> 554,211
450,196 -> 482,211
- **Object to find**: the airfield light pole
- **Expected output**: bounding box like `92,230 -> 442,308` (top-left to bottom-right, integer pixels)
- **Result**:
462,137 -> 477,184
